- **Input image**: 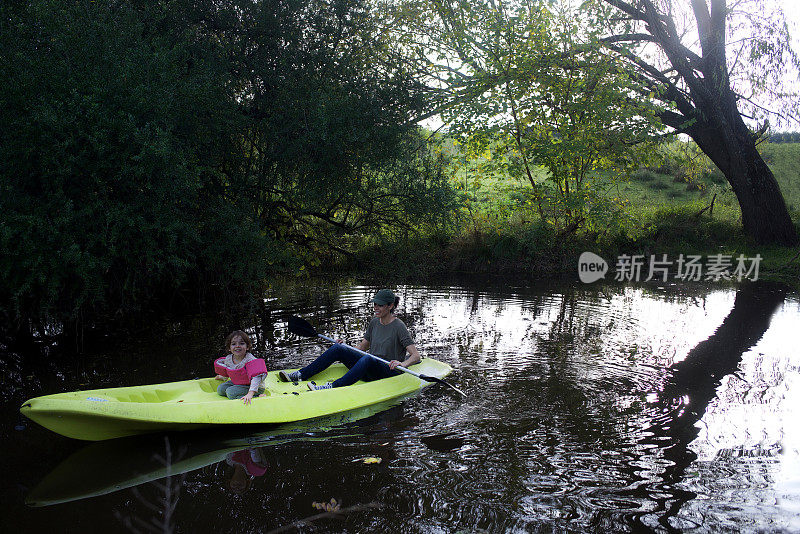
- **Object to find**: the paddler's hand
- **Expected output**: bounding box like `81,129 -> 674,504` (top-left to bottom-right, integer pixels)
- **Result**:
388,360 -> 402,370
215,374 -> 226,381
242,391 -> 255,405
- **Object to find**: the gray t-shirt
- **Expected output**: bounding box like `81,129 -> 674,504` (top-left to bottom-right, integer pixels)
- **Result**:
363,317 -> 414,361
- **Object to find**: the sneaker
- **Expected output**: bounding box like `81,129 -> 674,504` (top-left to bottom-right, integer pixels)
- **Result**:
279,370 -> 301,382
307,381 -> 333,391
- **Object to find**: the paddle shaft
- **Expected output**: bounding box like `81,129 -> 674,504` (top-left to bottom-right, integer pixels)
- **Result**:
319,334 -> 466,396
316,333 -> 426,380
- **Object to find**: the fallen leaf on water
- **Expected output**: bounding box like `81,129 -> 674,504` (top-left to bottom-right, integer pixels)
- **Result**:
362,457 -> 382,464
312,498 -> 341,512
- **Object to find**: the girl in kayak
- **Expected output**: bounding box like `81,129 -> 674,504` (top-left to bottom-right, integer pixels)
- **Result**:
280,289 -> 421,390
214,331 -> 268,404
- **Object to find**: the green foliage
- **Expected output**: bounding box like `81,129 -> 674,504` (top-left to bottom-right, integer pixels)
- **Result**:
627,139 -> 800,216
392,0 -> 662,232
0,0 -> 457,328
588,0 -> 798,245
200,0 -> 459,263
1,0 -> 239,323
350,130 -> 799,284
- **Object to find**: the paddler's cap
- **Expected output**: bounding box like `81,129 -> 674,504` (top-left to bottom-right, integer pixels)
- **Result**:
370,289 -> 396,306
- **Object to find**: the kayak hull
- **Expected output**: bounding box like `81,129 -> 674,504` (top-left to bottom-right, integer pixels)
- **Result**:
20,358 -> 452,441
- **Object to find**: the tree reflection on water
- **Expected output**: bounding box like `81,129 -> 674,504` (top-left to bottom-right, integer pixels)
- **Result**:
636,282 -> 787,531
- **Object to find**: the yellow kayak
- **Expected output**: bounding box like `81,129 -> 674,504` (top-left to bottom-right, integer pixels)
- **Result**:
19,358 -> 453,441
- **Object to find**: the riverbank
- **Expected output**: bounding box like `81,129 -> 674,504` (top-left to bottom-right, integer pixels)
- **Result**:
342,206 -> 800,288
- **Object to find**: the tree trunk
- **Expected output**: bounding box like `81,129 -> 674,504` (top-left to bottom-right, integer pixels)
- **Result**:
687,114 -> 799,246
602,0 -> 799,246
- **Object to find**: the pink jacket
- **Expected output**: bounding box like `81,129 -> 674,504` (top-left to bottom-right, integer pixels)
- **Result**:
214,357 -> 268,386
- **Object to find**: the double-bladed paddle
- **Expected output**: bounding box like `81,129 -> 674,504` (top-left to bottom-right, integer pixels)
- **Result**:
287,316 -> 466,397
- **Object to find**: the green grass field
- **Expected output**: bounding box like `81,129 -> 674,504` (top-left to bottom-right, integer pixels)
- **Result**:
761,143 -> 800,213
460,141 -> 799,224
618,142 -> 799,214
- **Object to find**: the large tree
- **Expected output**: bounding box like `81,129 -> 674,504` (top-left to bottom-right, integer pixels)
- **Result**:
595,0 -> 799,245
395,0 -> 799,244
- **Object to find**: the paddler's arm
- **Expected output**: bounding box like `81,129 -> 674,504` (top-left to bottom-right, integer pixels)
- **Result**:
389,344 -> 421,369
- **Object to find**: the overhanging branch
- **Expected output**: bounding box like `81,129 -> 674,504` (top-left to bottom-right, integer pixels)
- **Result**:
600,33 -> 657,44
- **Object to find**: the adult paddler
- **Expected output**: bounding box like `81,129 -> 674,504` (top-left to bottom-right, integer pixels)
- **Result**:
279,289 -> 421,390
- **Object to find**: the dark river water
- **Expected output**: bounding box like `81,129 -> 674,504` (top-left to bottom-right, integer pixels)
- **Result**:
2,279 -> 799,533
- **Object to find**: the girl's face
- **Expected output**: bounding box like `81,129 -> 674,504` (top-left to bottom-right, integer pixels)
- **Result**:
229,336 -> 249,358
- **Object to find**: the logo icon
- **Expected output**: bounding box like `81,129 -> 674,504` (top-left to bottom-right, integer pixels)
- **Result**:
578,252 -> 608,283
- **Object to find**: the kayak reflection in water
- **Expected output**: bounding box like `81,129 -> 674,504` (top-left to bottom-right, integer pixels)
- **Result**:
280,289 -> 422,390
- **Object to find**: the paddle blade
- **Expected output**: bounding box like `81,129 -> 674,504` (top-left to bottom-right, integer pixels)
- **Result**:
419,374 -> 467,397
288,316 -> 319,338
